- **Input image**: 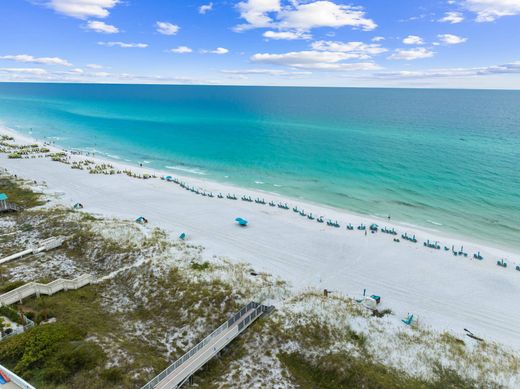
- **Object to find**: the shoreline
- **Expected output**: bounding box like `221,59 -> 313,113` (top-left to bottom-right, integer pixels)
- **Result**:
1,126 -> 520,351
5,125 -> 518,255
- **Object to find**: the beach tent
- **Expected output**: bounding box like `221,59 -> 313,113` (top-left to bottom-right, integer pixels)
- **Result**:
73,203 -> 83,209
136,216 -> 148,224
179,232 -> 186,240
370,224 -> 378,231
235,217 -> 248,226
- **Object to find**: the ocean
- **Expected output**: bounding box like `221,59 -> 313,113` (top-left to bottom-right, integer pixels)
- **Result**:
0,83 -> 519,249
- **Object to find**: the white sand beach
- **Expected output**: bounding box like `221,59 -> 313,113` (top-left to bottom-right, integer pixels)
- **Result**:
1,127 -> 520,352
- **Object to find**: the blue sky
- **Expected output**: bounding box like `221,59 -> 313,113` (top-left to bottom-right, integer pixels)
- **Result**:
0,0 -> 519,88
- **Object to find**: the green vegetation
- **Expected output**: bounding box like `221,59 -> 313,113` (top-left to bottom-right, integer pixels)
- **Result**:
0,305 -> 24,325
277,351 -> 489,389
0,322 -> 105,386
0,176 -> 44,208
190,261 -> 211,271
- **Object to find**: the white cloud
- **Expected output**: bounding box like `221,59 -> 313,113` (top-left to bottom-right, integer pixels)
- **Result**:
0,67 -> 48,75
42,0 -> 119,19
372,36 -> 385,42
402,35 -> 424,45
437,34 -> 467,45
98,41 -> 148,48
278,1 -> 377,31
251,50 -> 379,70
199,2 -> 213,14
375,61 -> 520,79
222,68 -> 311,76
236,0 -> 281,30
156,21 -> 180,35
169,46 -> 193,54
462,0 -> 520,22
0,54 -> 71,66
388,47 -> 434,60
86,63 -> 103,69
438,11 -> 464,23
204,47 -> 229,54
311,41 -> 387,57
263,30 -> 311,40
235,0 -> 376,32
85,20 -> 119,33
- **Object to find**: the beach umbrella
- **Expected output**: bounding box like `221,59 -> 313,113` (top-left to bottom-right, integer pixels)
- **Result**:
235,217 -> 248,226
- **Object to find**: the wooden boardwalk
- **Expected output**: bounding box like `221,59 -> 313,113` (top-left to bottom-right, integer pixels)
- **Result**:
142,302 -> 272,389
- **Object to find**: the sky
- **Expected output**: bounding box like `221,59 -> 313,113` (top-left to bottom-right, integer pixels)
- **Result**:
0,0 -> 520,88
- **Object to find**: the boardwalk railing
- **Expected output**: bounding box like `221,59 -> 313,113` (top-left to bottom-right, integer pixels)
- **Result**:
141,301 -> 271,389
0,274 -> 94,306
0,363 -> 36,389
0,202 -> 21,212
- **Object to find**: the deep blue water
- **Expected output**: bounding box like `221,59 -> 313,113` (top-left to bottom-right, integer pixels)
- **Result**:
0,83 -> 519,248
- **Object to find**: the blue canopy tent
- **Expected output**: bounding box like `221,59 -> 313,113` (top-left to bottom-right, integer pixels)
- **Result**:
235,217 -> 248,226
136,216 -> 148,224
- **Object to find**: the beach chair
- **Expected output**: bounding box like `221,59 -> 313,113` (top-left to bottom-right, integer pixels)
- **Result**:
497,259 -> 507,268
402,313 -> 414,325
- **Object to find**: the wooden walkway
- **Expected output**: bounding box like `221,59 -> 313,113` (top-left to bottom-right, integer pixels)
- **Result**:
142,302 -> 272,389
0,274 -> 94,306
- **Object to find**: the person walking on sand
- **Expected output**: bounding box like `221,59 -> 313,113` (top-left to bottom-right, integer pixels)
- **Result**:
365,230 -> 367,236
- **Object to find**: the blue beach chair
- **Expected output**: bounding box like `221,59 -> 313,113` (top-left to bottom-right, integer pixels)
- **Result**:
402,313 -> 414,325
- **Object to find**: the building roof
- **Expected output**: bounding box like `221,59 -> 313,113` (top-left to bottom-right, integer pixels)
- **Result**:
0,193 -> 8,201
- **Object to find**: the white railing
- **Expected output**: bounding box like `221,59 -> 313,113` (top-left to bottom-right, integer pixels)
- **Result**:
141,301 -> 269,389
0,236 -> 65,265
0,363 -> 36,389
0,274 -> 94,306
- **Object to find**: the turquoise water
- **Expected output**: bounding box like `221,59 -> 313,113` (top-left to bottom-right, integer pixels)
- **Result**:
0,83 -> 519,249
